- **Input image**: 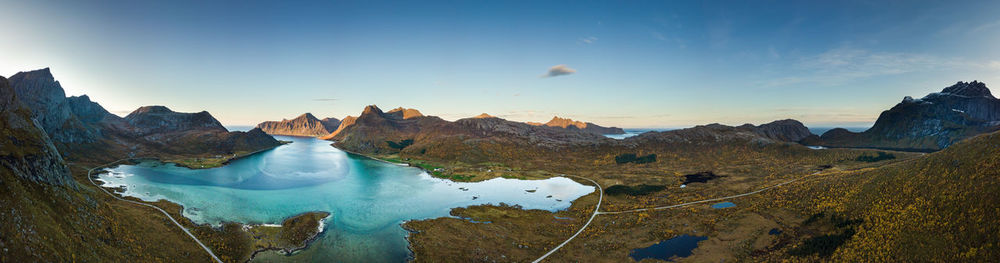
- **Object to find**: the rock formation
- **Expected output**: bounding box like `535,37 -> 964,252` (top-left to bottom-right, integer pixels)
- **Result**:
255,113 -> 341,137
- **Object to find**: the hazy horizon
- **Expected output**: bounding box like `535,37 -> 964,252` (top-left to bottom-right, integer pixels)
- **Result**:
4,0 -> 999,128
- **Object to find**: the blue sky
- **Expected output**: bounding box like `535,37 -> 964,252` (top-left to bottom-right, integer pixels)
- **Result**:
2,0 -> 999,128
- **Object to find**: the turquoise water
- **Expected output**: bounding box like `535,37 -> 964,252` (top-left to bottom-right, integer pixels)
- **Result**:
711,201 -> 736,209
98,136 -> 594,262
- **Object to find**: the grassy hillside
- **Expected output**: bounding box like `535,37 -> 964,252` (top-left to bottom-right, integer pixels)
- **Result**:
749,131 -> 1000,261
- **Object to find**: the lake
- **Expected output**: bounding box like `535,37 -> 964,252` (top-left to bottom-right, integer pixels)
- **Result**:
97,136 -> 595,262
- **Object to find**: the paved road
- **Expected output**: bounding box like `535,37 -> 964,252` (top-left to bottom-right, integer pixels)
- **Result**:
531,174 -> 603,263
86,158 -> 224,263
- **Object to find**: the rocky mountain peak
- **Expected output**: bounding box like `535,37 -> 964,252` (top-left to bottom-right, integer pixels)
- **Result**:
362,105 -> 384,115
545,116 -> 586,129
940,81 -> 993,98
10,67 -> 55,82
386,107 -> 424,119
8,68 -> 106,143
130,105 -> 174,114
295,113 -> 320,121
474,113 -> 496,119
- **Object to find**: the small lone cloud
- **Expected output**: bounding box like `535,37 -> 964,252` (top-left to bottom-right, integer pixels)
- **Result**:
578,36 -> 598,44
542,64 -> 576,78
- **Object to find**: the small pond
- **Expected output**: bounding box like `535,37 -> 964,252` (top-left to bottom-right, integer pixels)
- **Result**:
711,201 -> 736,209
629,234 -> 708,262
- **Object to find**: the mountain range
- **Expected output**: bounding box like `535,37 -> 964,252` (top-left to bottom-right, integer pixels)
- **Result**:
5,68 -> 282,167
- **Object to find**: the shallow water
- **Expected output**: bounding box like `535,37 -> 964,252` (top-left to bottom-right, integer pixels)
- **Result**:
629,234 -> 708,262
98,136 -> 594,262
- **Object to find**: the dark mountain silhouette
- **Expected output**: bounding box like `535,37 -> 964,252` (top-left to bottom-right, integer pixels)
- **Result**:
807,81 -> 1000,151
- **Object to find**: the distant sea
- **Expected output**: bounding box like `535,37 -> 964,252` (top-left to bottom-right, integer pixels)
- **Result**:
604,128 -> 673,139
226,125 -> 254,132
808,127 -> 869,136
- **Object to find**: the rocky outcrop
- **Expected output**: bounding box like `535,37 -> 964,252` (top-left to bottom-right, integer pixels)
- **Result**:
813,81 -> 1000,151
0,76 -> 72,186
255,113 -> 340,137
532,116 -> 626,135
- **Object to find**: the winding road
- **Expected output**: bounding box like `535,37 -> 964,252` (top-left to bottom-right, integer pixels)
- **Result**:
532,174 -> 603,263
86,158 -> 224,263
532,171 -> 819,262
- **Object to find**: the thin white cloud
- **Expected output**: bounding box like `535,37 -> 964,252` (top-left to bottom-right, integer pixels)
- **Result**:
577,36 -> 598,44
763,47 -> 993,87
542,64 -> 576,78
973,20 -> 1000,33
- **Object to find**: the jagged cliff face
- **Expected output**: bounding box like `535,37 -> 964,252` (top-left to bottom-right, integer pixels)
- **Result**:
255,113 -> 340,137
0,76 -> 72,186
533,116 -> 626,135
8,68 -> 101,144
814,81 -> 1000,151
